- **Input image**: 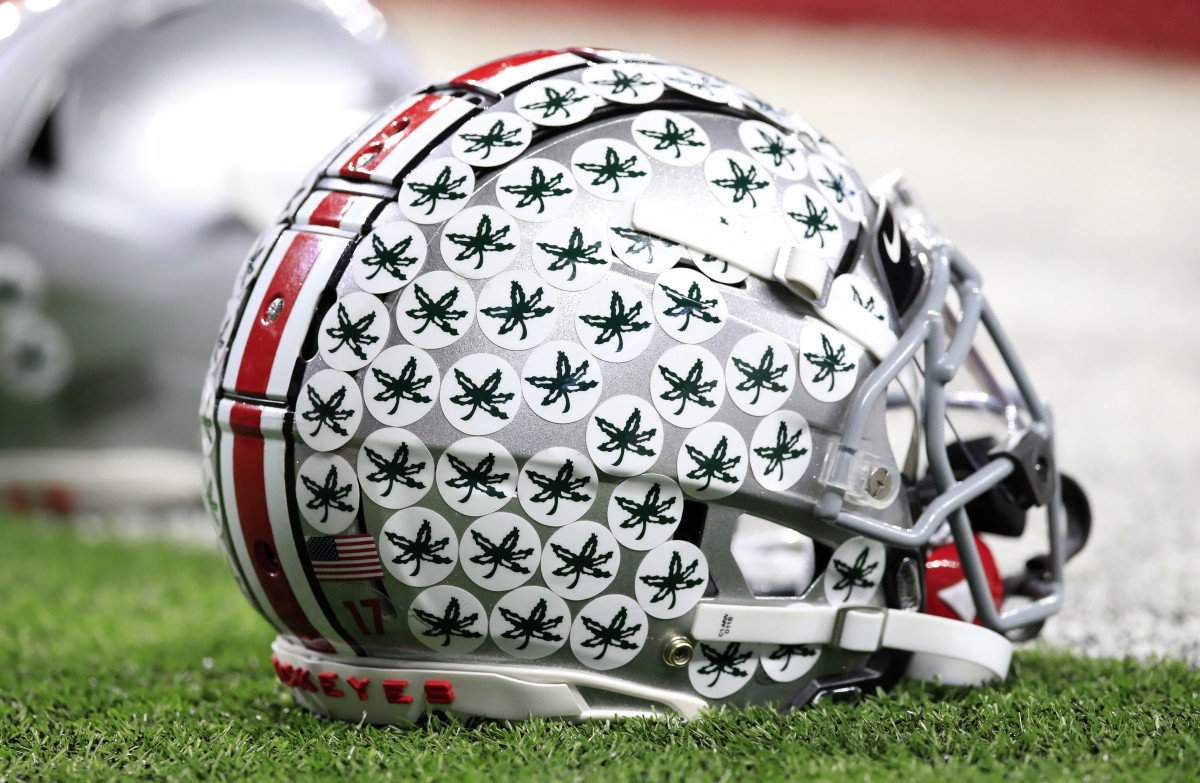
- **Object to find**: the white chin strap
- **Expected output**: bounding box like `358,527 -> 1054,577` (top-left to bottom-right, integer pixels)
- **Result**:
692,602 -> 1013,687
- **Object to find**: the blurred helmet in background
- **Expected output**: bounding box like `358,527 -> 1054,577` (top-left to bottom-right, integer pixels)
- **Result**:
203,49 -> 1089,722
0,0 -> 421,513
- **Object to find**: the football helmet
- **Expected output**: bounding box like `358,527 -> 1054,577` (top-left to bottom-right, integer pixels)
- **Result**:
0,0 -> 420,512
203,49 -> 1089,721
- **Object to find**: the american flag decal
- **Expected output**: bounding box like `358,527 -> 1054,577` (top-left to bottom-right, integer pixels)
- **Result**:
307,534 -> 385,582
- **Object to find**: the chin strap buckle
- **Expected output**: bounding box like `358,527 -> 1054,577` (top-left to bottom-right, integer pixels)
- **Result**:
831,606 -> 887,652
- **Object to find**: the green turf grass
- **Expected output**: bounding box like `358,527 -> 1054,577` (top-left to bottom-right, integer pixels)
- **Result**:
2,514 -> 1197,782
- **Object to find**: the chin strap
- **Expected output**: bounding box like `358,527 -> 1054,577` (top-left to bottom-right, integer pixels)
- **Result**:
691,601 -> 1012,686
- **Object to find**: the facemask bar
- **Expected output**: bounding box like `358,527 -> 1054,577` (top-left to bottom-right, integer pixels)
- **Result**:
813,201 -> 1065,636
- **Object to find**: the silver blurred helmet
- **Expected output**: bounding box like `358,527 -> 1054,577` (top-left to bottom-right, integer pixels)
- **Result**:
203,49 -> 1089,722
0,0 -> 420,512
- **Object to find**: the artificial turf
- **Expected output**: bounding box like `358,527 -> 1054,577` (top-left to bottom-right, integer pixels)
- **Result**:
1,514 -> 1197,782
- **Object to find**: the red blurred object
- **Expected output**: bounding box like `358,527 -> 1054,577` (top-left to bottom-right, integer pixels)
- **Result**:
925,535 -> 1004,625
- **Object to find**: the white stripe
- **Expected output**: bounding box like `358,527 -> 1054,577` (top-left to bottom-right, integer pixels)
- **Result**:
262,233 -> 347,401
469,52 -> 586,94
216,399 -> 284,633
366,97 -> 477,185
260,418 -> 356,656
222,232 -> 290,398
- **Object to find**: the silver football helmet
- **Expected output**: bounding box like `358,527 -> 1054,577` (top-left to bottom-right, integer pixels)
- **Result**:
203,49 -> 1089,722
0,0 -> 420,512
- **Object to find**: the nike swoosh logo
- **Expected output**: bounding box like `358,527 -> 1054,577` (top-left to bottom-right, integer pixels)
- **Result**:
881,215 -> 902,264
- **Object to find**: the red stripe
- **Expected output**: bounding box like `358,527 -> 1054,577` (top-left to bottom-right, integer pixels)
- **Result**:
449,49 -> 566,89
309,193 -> 355,229
231,402 -> 334,654
338,93 -> 455,180
233,232 -> 327,399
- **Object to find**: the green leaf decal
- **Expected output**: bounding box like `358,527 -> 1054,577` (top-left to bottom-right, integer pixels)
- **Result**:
730,345 -> 789,405
445,212 -> 515,270
695,641 -> 753,687
684,435 -> 741,491
499,165 -> 574,214
459,119 -> 523,159
658,281 -> 720,331
524,351 -> 598,414
363,442 -> 426,496
444,452 -> 509,503
752,421 -> 808,480
324,302 -> 378,361
360,233 -> 418,281
404,282 -> 468,335
657,357 -> 718,416
578,290 -> 650,352
637,117 -> 703,159
406,164 -> 468,216
593,408 -> 657,466
498,598 -> 564,650
787,194 -> 838,247
520,86 -> 587,120
803,333 -> 856,391
300,465 -> 354,525
370,356 -> 433,414
479,280 -> 553,340
830,547 -> 879,601
579,606 -> 641,659
384,519 -> 451,576
537,226 -> 606,282
575,146 -> 647,193
524,459 -> 592,515
448,367 -> 514,422
468,525 -> 534,578
301,384 -> 354,437
710,158 -> 770,208
638,551 -> 703,609
614,482 -> 676,541
412,596 -> 481,647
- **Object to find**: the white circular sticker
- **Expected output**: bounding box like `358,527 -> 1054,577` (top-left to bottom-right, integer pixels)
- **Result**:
782,183 -> 844,261
541,521 -> 620,601
823,537 -> 887,607
655,65 -> 737,105
582,63 -> 664,104
586,395 -> 665,478
704,149 -> 776,217
652,268 -> 727,344
607,200 -> 684,274
749,409 -> 813,492
809,155 -> 864,223
450,111 -> 533,168
356,427 -> 434,509
760,642 -> 822,683
476,271 -> 559,351
408,585 -> 487,653
296,369 -> 362,452
677,421 -> 748,500
460,512 -> 541,592
495,158 -> 578,223
574,279 -> 655,363
688,640 -> 758,699
520,341 -> 603,425
738,120 -> 807,181
439,206 -> 520,280
725,332 -> 796,416
350,221 -> 428,294
518,447 -> 597,526
436,436 -> 518,517
570,138 -> 653,202
570,594 -> 649,671
362,344 -> 439,427
635,540 -> 708,620
630,109 -> 711,167
378,506 -> 458,587
490,586 -> 571,660
395,270 -> 475,350
439,353 -> 521,436
399,157 -> 475,225
650,344 -> 725,428
531,218 -> 612,292
606,473 -> 683,551
296,453 -> 359,534
515,79 -> 598,126
798,323 -> 863,403
317,292 -> 389,372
